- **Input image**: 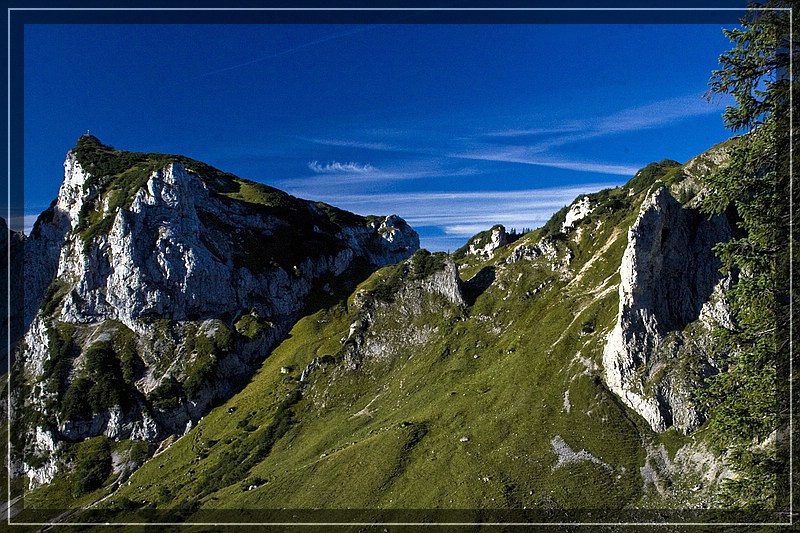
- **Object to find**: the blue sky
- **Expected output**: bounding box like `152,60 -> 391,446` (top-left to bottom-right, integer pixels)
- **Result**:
23,22 -> 736,251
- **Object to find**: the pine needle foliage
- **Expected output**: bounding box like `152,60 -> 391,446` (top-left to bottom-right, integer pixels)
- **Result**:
698,0 -> 795,511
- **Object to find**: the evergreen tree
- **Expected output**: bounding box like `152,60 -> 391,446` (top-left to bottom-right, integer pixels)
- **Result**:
699,0 -> 796,513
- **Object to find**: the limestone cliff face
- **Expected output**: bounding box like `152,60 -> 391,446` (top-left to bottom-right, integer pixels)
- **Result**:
602,186 -> 732,433
561,196 -> 593,232
340,214 -> 420,268
464,225 -> 508,258
15,137 -> 419,486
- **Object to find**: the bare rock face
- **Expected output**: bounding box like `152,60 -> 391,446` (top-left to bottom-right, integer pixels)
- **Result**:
506,236 -> 572,275
44,160 -> 416,328
561,196 -> 593,232
373,215 -> 421,265
466,225 -> 508,258
15,137 -> 419,486
415,259 -> 466,308
602,187 -> 732,433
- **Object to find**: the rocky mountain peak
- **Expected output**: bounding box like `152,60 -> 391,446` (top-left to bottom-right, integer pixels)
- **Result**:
15,138 -> 419,486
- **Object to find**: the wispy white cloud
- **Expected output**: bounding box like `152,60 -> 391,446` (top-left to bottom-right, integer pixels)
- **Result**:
485,94 -> 718,148
24,214 -> 38,235
301,137 -> 399,152
305,132 -> 640,176
527,156 -> 641,176
593,94 -> 719,133
308,160 -> 375,174
448,95 -> 718,175
300,95 -> 714,179
270,93 -> 718,249
483,125 -> 582,138
449,146 -> 641,176
282,160 -> 480,190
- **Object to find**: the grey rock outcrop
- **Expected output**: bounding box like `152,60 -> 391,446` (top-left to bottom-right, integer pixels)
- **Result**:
602,187 -> 732,433
339,214 -> 420,267
466,225 -> 508,258
506,236 -> 572,273
300,354 -> 336,382
561,196 -> 593,232
414,259 -> 466,309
